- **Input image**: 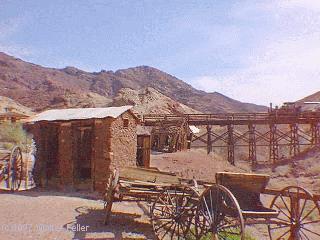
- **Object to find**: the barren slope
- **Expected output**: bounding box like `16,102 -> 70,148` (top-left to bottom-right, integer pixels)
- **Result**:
0,96 -> 33,115
297,91 -> 320,111
112,87 -> 200,115
0,52 -> 266,112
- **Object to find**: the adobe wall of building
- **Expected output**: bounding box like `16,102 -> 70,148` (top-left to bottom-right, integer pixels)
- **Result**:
92,118 -> 111,192
27,111 -> 138,193
109,112 -> 137,170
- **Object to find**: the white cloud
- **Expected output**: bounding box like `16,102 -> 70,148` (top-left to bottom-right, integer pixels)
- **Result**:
191,1 -> 320,106
278,0 -> 320,11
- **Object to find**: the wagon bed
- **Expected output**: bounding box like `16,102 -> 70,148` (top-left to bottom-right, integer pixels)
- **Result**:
196,171 -> 320,240
104,167 -> 195,220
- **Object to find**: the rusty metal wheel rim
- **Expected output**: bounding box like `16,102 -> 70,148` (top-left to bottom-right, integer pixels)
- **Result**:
196,184 -> 245,240
268,186 -> 320,240
151,186 -> 198,240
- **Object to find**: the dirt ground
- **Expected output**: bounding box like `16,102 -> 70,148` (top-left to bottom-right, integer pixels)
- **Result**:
0,190 -> 154,240
151,147 -> 320,194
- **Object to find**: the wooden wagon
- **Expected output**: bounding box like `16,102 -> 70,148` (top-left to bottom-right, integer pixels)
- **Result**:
0,146 -> 24,191
196,172 -> 320,240
104,168 -> 320,240
104,167 -> 200,239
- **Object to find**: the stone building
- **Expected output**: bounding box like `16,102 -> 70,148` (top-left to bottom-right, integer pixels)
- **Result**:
27,106 -> 141,192
151,120 -> 191,152
0,108 -> 30,123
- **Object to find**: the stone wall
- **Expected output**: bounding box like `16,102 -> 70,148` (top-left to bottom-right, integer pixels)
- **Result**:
92,119 -> 110,192
110,111 -> 137,170
29,110 -> 138,193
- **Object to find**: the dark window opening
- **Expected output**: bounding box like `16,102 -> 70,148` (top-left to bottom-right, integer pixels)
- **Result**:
80,167 -> 91,179
123,118 -> 129,128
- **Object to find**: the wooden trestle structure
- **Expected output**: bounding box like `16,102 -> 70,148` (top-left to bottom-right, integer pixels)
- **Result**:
143,111 -> 320,167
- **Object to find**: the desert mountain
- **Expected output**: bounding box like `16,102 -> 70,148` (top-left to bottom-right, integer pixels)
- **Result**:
0,52 -> 266,113
112,87 -> 200,115
0,96 -> 33,115
296,91 -> 320,111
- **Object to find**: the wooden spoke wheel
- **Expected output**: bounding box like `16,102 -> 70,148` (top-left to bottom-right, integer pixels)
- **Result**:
195,184 -> 245,240
151,186 -> 199,240
268,186 -> 320,240
8,146 -> 23,191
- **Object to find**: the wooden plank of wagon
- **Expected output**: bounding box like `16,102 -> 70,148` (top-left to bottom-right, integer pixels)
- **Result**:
119,167 -> 180,185
216,172 -> 270,193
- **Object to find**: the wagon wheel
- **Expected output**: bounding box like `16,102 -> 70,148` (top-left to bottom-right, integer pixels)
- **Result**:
195,184 -> 245,240
151,186 -> 199,240
268,186 -> 320,240
7,146 -> 23,191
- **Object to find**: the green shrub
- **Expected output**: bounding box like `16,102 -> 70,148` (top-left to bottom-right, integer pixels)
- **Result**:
0,122 -> 32,151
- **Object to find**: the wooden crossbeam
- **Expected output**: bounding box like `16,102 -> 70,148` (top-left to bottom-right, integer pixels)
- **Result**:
233,130 -> 250,143
297,128 -> 312,142
274,129 -> 293,143
191,132 -> 208,143
211,131 -> 229,144
255,130 -> 270,143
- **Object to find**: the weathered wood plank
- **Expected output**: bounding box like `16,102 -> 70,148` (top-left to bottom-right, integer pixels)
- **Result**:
119,167 -> 180,185
216,172 -> 270,193
119,179 -> 174,187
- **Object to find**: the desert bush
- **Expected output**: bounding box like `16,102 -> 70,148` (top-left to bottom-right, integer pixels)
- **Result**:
0,122 -> 32,151
3,142 -> 14,150
186,228 -> 256,240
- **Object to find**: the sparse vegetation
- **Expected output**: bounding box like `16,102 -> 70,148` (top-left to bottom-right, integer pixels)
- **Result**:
186,228 -> 256,240
186,233 -> 256,240
0,122 -> 32,150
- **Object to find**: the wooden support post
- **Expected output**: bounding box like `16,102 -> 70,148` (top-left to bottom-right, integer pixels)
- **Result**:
290,123 -> 299,156
290,194 -> 300,239
227,124 -> 235,165
207,125 -> 212,154
269,124 -> 279,165
311,122 -> 320,146
248,124 -> 257,168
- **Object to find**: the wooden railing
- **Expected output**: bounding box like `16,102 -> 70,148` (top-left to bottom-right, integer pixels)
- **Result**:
143,111 -> 320,125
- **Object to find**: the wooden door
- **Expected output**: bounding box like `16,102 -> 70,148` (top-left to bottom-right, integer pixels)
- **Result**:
73,126 -> 92,182
42,125 -> 59,181
137,135 -> 151,168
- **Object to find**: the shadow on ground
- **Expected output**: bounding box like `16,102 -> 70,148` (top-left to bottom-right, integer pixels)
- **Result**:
0,189 -> 155,239
64,206 -> 154,240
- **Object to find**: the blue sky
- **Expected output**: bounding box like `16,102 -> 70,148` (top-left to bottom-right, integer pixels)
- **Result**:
1,0 -> 320,106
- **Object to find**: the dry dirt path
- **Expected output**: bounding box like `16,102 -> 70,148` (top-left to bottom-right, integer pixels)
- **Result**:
0,190 -> 154,240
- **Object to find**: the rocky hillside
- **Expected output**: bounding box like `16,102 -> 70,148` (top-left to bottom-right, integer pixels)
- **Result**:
297,91 -> 320,111
0,52 -> 266,112
112,87 -> 200,115
0,96 -> 33,115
